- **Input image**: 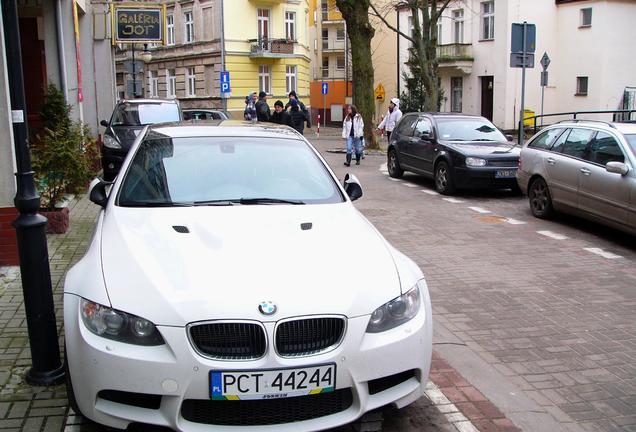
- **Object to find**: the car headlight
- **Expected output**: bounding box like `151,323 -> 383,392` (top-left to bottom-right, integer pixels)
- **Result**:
102,134 -> 121,149
366,284 -> 421,333
80,299 -> 164,346
465,157 -> 487,167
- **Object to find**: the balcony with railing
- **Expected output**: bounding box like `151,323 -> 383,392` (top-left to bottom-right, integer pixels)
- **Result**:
436,43 -> 473,73
322,38 -> 346,52
313,65 -> 351,81
249,38 -> 297,58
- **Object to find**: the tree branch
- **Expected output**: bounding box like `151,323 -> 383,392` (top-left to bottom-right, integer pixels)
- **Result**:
369,1 -> 415,44
431,0 -> 453,22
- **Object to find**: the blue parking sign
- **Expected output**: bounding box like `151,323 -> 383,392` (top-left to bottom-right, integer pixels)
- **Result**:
321,82 -> 328,95
220,71 -> 231,93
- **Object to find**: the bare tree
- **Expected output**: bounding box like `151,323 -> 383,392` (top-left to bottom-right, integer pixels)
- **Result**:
370,0 -> 453,111
335,0 -> 377,148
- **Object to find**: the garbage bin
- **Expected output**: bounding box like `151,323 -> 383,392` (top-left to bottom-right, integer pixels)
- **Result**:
523,109 -> 535,127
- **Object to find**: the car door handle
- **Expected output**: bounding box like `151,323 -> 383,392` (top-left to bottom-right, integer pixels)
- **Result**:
580,168 -> 591,175
546,157 -> 556,165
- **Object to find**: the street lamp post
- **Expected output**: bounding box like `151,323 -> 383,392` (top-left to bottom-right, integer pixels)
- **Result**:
1,0 -> 64,386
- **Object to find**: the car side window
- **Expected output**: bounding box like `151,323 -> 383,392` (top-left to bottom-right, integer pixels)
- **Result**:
528,128 -> 563,150
586,131 -> 625,165
395,116 -> 418,137
414,119 -> 433,137
550,129 -> 570,153
560,128 -> 595,159
211,112 -> 222,120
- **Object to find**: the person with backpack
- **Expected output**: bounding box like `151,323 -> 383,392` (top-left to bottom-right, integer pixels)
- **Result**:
286,91 -> 311,129
289,99 -> 307,134
255,91 -> 271,122
270,100 -> 292,126
342,105 -> 364,166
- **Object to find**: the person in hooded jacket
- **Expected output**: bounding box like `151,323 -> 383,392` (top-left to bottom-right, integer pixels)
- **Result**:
377,98 -> 403,141
270,100 -> 292,126
342,104 -> 364,166
289,99 -> 307,134
285,91 -> 311,129
255,91 -> 271,122
244,92 -> 257,121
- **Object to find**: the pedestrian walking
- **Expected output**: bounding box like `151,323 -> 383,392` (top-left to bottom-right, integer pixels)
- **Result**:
376,98 -> 403,141
270,100 -> 292,126
342,105 -> 364,166
286,90 -> 311,129
289,99 -> 307,134
255,91 -> 271,122
244,92 -> 257,122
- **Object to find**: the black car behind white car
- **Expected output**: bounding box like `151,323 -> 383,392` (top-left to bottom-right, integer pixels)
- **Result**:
387,113 -> 520,194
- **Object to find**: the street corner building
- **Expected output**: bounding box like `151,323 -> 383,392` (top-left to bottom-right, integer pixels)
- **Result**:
118,0 -> 312,119
0,0 -> 116,266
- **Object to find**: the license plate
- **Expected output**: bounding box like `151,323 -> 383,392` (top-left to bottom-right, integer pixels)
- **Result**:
209,364 -> 336,400
495,169 -> 517,179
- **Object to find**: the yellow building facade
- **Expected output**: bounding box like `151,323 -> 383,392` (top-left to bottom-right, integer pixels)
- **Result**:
224,0 -> 311,116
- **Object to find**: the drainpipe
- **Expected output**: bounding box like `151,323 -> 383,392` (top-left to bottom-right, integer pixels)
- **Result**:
220,0 -> 227,113
55,0 -> 68,100
396,8 -> 400,97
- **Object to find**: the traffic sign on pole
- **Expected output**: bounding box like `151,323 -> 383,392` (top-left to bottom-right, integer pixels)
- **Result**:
540,52 -> 551,70
321,82 -> 328,95
220,71 -> 231,96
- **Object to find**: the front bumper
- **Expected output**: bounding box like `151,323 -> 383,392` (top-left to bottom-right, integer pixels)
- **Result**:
64,290 -> 433,431
453,166 -> 519,190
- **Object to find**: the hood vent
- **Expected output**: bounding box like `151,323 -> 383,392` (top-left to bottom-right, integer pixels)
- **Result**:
300,222 -> 312,231
172,225 -> 190,234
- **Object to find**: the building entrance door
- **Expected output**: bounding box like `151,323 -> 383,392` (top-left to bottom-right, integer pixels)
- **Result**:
480,76 -> 494,121
19,17 -> 46,132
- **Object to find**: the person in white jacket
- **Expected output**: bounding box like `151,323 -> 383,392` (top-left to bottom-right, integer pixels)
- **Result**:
376,98 -> 403,141
342,105 -> 364,166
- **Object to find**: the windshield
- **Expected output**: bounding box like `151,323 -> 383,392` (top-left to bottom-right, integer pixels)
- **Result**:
436,118 -> 508,142
625,134 -> 636,153
111,103 -> 180,127
117,135 -> 344,206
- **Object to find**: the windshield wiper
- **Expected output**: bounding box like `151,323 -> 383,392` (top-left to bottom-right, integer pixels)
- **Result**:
118,201 -> 194,207
239,197 -> 305,205
193,199 -> 236,206
472,138 -> 497,141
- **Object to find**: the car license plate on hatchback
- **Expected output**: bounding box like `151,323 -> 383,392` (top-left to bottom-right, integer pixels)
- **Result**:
210,364 -> 336,400
495,169 -> 517,179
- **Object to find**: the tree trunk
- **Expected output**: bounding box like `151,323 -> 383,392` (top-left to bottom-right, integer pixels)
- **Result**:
336,0 -> 377,148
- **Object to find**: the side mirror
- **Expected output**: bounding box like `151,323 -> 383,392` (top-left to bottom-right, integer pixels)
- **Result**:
343,173 -> 363,201
89,178 -> 112,207
505,134 -> 514,142
606,161 -> 629,176
100,119 -> 109,128
420,131 -> 432,141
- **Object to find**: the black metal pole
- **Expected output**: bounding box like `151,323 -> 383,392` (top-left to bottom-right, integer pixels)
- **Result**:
131,44 -> 136,98
1,0 -> 65,386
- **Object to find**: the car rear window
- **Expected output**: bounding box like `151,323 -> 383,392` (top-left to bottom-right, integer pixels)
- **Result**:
111,103 -> 180,126
528,128 -> 563,150
394,115 -> 418,136
560,128 -> 595,159
118,135 -> 344,206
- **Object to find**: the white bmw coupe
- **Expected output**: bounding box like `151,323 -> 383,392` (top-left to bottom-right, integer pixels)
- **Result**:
64,121 -> 433,431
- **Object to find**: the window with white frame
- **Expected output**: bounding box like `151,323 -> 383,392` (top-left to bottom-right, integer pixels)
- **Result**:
576,76 -> 588,95
258,65 -> 271,94
336,56 -> 345,70
453,9 -> 464,43
148,71 -> 158,98
322,57 -> 329,78
580,8 -> 592,27
285,11 -> 296,40
184,11 -> 194,43
166,69 -> 176,98
436,21 -> 442,44
285,65 -> 297,93
481,1 -> 494,40
451,77 -> 463,113
186,67 -> 196,97
336,26 -> 345,41
167,14 -> 175,45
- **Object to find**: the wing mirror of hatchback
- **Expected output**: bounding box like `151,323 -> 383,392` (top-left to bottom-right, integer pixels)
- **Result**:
100,119 -> 109,128
89,178 -> 112,207
420,131 -> 432,141
343,173 -> 363,201
606,161 -> 630,176
505,134 -> 514,142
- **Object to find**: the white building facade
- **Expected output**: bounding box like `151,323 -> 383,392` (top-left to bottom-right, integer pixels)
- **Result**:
397,0 -> 636,130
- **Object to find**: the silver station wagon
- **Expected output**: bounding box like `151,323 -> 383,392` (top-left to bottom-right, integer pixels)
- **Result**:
517,121 -> 636,235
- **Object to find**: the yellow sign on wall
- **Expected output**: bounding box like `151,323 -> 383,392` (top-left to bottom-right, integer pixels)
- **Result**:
375,84 -> 385,101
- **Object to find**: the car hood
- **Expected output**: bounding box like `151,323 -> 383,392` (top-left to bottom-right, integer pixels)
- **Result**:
442,141 -> 520,157
99,204 -> 402,326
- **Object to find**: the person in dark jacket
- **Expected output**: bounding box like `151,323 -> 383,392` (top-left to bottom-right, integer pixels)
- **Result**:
244,92 -> 257,121
270,100 -> 292,126
285,91 -> 311,128
255,91 -> 271,122
289,99 -> 306,134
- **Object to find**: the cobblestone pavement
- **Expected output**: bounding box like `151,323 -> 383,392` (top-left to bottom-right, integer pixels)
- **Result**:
0,129 -> 634,431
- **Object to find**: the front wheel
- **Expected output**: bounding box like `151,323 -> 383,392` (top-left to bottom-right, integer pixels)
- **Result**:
434,161 -> 455,195
387,150 -> 404,179
528,177 -> 554,219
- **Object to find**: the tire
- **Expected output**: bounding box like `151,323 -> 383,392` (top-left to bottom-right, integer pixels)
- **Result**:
387,149 -> 404,179
528,177 -> 554,219
434,161 -> 455,195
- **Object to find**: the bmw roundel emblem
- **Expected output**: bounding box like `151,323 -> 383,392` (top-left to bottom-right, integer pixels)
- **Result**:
258,301 -> 277,316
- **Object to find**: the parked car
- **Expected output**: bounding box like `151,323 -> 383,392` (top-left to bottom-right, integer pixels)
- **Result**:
65,121 -> 433,431
387,113 -> 520,194
100,99 -> 181,181
183,108 -> 229,121
517,120 -> 636,235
